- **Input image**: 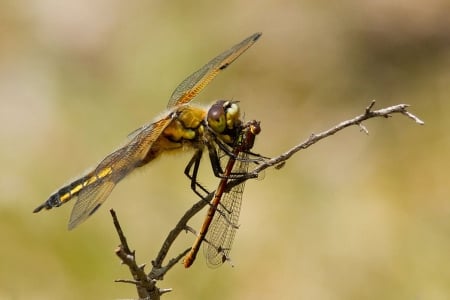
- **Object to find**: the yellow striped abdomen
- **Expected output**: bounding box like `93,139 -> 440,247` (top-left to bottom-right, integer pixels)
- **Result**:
33,167 -> 112,213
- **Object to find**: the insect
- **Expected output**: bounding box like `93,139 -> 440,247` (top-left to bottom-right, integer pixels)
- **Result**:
33,32 -> 262,230
184,119 -> 261,268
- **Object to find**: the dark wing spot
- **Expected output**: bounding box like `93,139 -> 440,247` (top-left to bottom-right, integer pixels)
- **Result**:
219,62 -> 230,70
88,203 -> 102,216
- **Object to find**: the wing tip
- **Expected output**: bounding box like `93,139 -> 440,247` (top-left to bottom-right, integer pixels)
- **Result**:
252,32 -> 263,41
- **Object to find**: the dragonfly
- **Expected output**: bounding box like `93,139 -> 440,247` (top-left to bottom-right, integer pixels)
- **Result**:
33,32 -> 262,230
183,119 -> 261,268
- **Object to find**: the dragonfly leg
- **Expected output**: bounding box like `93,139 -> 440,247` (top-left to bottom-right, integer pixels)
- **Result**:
209,131 -> 266,166
206,142 -> 261,181
206,142 -> 225,177
184,149 -> 211,199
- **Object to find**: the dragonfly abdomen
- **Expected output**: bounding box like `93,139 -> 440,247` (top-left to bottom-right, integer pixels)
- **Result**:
33,175 -> 91,213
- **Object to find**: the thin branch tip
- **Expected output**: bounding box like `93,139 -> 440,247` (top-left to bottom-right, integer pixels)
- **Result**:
160,288 -> 173,295
365,100 -> 376,113
402,110 -> 425,125
115,279 -> 140,285
358,123 -> 369,135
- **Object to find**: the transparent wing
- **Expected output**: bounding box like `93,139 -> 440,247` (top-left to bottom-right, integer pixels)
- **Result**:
67,115 -> 173,229
68,179 -> 115,230
203,153 -> 248,267
167,32 -> 262,108
183,120 -> 260,268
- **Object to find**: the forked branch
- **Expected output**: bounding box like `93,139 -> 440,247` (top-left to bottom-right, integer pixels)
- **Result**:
111,100 -> 424,299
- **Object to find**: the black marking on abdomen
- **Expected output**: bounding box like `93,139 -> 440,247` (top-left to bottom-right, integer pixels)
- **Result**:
33,176 -> 88,213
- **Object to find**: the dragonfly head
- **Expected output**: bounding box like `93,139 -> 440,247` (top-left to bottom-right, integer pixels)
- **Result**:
239,120 -> 261,150
207,100 -> 242,144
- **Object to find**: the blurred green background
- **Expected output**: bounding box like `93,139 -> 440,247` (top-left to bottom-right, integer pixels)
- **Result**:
1,0 -> 449,299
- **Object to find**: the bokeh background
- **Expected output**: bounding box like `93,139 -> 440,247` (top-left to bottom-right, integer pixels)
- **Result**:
1,1 -> 449,299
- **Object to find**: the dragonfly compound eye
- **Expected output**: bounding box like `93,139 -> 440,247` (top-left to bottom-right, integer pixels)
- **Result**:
207,101 -> 226,133
250,121 -> 261,135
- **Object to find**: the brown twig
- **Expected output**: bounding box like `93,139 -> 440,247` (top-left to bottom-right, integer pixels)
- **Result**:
111,209 -> 167,300
250,101 -> 424,175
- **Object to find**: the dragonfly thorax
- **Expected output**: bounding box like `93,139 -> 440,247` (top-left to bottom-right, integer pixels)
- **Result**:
163,106 -> 206,142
